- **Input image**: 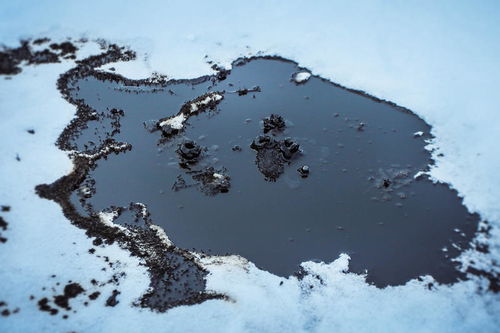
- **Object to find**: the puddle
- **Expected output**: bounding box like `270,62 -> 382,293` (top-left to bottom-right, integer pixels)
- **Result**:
63,57 -> 478,286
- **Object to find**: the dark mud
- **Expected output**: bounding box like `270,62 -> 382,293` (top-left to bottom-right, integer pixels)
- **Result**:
36,281 -> 87,317
105,290 -> 120,307
53,283 -> 85,310
48,53 -> 482,290
0,216 -> 8,243
0,39 -> 78,75
1,309 -> 19,317
0,301 -> 20,317
33,258 -> 127,318
251,135 -> 301,181
34,42 -> 223,312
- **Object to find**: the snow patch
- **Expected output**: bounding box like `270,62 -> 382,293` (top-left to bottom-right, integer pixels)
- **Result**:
413,131 -> 424,137
293,71 -> 311,83
159,114 -> 186,130
190,94 -> 223,113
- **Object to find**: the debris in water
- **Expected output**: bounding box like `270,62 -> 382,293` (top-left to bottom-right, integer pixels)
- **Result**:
250,135 -> 300,181
414,131 -> 424,137
192,167 -> 231,195
263,114 -> 286,134
298,165 -> 310,178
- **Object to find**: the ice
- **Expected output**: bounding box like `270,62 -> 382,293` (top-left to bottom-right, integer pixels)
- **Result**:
1,1 -> 499,332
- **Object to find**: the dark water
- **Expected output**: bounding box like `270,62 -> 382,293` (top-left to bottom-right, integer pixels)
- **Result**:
67,58 -> 478,286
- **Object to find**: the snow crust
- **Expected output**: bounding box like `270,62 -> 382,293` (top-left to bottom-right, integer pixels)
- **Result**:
1,1 -> 499,332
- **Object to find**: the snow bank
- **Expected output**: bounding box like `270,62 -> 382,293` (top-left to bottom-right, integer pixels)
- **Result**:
1,1 -> 499,332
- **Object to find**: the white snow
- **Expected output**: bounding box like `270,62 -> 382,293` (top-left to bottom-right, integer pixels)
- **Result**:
158,113 -> 186,130
1,1 -> 499,332
159,93 -> 223,128
293,71 -> 312,83
413,131 -> 424,137
413,171 -> 427,180
190,93 -> 224,113
99,211 -> 119,226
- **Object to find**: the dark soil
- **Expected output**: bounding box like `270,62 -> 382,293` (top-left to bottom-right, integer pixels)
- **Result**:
34,42 -> 223,312
0,216 -> 8,243
0,39 -> 78,75
53,283 -> 85,310
105,290 -> 120,307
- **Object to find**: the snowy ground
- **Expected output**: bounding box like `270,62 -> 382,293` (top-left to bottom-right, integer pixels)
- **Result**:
0,1 -> 499,332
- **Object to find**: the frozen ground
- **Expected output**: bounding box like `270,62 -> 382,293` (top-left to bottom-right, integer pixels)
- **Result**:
0,1 -> 499,332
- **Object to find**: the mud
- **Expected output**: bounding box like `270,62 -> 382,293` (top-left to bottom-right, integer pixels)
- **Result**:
262,114 -> 286,133
53,283 -> 85,310
37,298 -> 59,315
88,291 -> 100,300
250,135 -> 301,181
0,39 -> 78,75
176,140 -> 203,163
32,256 -> 127,318
35,42 -> 222,312
105,290 -> 120,307
192,167 -> 231,195
0,301 -> 19,317
0,216 -> 8,243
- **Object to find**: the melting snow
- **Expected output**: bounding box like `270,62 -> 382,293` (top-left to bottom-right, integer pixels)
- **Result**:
0,1 -> 499,332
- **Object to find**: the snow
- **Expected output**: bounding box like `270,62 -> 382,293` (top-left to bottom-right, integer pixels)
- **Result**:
1,0 -> 499,332
413,171 -> 427,180
190,94 -> 223,113
76,141 -> 130,159
413,131 -> 424,137
158,114 -> 186,130
0,50 -> 151,332
159,92 -> 223,128
99,211 -> 119,226
293,71 -> 312,83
